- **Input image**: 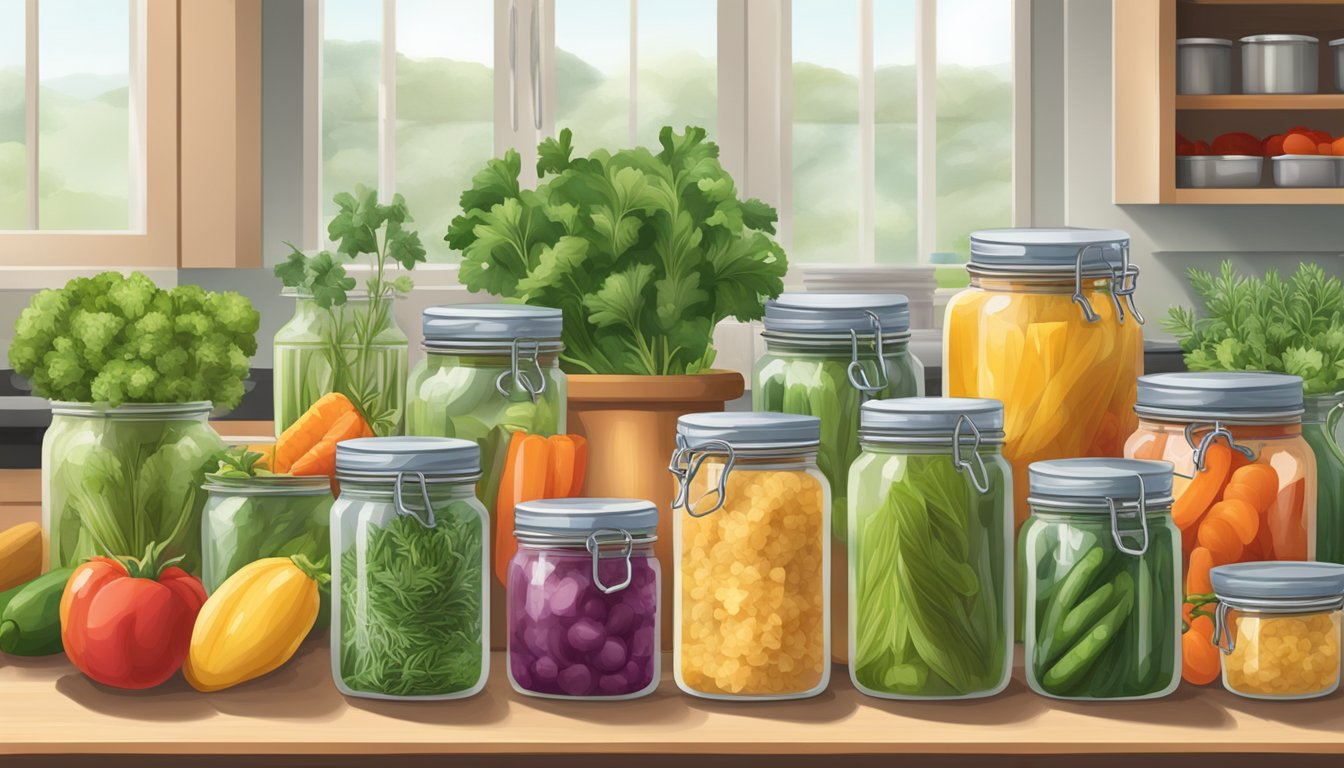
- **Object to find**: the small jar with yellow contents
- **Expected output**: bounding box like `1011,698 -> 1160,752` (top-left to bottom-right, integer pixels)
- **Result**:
669,412 -> 830,700
1211,561 -> 1344,700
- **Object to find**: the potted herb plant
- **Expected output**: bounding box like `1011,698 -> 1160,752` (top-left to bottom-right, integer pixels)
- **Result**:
448,126 -> 788,633
274,186 -> 426,436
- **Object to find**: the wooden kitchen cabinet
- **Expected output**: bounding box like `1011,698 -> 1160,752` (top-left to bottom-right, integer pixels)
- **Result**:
1115,0 -> 1344,203
0,468 -> 40,529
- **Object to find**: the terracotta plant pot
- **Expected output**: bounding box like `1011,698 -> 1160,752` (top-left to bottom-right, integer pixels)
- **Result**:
567,370 -> 745,649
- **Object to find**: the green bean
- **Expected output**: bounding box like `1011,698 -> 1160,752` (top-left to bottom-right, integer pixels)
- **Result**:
1042,574 -> 1134,693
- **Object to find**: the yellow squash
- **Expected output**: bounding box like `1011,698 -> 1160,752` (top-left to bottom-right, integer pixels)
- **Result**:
184,555 -> 326,692
0,522 -> 43,591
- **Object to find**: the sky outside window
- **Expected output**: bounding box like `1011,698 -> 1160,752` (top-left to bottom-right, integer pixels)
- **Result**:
0,0 -> 25,229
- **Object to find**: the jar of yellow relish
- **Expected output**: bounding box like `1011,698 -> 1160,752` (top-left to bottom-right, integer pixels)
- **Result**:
669,412 -> 830,700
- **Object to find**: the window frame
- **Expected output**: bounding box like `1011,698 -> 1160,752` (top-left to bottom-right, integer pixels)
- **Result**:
0,0 -> 179,269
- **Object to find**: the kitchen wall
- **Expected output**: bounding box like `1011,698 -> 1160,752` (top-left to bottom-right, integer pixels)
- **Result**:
1037,0 -> 1344,338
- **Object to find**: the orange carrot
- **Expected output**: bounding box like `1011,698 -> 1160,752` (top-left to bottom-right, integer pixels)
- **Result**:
1224,463 -> 1279,513
1173,440 -> 1231,530
1205,498 -> 1259,545
1186,546 -> 1214,595
288,409 -> 372,477
1198,516 -> 1244,562
1182,615 -> 1222,685
273,392 -> 358,473
548,436 -> 579,498
569,435 -> 587,496
493,432 -> 526,584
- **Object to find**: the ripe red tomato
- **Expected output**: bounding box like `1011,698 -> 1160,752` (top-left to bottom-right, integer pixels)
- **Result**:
1211,132 -> 1263,156
60,547 -> 206,690
1263,134 -> 1287,157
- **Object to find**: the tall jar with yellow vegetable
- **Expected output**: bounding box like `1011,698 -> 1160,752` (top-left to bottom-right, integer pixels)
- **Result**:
944,228 -> 1144,537
669,412 -> 830,700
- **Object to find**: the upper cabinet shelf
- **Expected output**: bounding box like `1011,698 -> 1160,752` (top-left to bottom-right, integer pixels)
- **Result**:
1115,0 -> 1344,204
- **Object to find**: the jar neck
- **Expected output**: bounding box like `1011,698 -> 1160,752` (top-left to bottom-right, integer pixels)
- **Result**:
699,452 -> 818,470
425,349 -> 561,367
1303,393 -> 1344,425
860,440 -> 1003,457
1136,416 -> 1301,439
336,477 -> 477,502
762,336 -> 909,355
1030,506 -> 1173,520
517,541 -> 656,555
50,402 -> 213,421
969,274 -> 1112,294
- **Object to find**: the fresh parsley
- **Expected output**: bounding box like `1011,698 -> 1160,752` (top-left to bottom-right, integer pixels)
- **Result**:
447,126 -> 788,375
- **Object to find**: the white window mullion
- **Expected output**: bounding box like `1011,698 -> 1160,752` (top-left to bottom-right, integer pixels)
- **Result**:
25,0 -> 38,230
378,0 -> 396,203
915,0 -> 936,264
127,0 -> 147,233
858,0 -> 874,264
628,0 -> 638,146
305,0 -> 322,249
1013,0 -> 1032,226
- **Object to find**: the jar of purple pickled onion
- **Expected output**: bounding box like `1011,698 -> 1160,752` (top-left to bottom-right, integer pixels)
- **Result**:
507,498 -> 660,700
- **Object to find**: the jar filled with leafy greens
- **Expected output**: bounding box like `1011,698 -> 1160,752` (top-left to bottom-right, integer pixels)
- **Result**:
406,304 -> 565,516
1022,458 -> 1181,701
200,473 -> 333,597
273,290 -> 409,438
848,397 -> 1011,699
44,402 -> 224,574
331,436 -> 489,700
1304,393 -> 1344,564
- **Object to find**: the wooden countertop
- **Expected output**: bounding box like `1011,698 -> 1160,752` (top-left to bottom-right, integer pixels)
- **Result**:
3,643 -> 1343,766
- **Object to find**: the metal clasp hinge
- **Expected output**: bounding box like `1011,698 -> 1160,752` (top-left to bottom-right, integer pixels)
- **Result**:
495,337 -> 547,403
393,471 -> 437,528
586,528 -> 634,594
1105,471 -> 1150,557
952,414 -> 991,494
847,310 -> 889,399
668,436 -> 736,518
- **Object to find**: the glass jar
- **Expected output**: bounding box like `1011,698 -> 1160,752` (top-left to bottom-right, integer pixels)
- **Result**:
944,229 -> 1143,539
406,304 -> 566,518
669,412 -> 830,700
848,397 -> 1012,699
1124,372 -> 1315,569
1211,561 -> 1344,700
330,437 -> 489,700
1021,458 -> 1182,700
273,290 -> 409,438
200,474 -> 333,594
43,402 -> 223,573
506,498 -> 660,700
1303,393 -> 1344,564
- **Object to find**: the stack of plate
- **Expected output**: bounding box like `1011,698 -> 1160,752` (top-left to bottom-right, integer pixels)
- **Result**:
800,265 -> 938,329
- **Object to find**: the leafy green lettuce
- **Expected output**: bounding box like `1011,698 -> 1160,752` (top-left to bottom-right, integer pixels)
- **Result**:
446,126 -> 788,375
1164,261 -> 1344,394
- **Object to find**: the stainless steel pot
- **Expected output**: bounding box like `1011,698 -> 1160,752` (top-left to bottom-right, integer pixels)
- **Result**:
1177,38 -> 1233,94
1241,35 -> 1319,94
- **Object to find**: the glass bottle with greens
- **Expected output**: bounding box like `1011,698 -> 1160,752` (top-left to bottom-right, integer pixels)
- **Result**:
1304,393 -> 1344,564
273,290 -> 409,438
754,292 -> 924,541
1021,458 -> 1181,701
45,402 -> 223,574
330,437 -> 489,700
848,397 -> 1012,699
405,304 -> 566,515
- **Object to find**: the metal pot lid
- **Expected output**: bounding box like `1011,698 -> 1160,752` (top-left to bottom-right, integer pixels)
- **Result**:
1212,561 -> 1344,602
335,436 -> 480,478
1028,458 -> 1174,507
422,303 -> 562,342
860,397 -> 1003,438
1177,38 -> 1232,47
969,227 -> 1129,272
762,292 -> 910,334
1135,372 -> 1304,422
1241,34 -> 1318,44
1331,37 -> 1344,47
514,498 -> 658,536
677,411 -> 820,450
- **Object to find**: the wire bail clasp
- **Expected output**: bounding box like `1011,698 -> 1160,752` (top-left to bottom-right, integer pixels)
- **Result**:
393,471 -> 437,528
1185,421 -> 1258,472
1212,601 -> 1237,654
1105,471 -> 1150,557
847,310 -> 889,399
668,436 -> 736,518
495,337 -> 547,403
586,528 -> 634,594
1072,243 -> 1103,324
951,414 -> 991,494
1109,243 -> 1144,325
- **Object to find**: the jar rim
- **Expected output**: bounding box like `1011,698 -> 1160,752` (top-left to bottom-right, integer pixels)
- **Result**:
760,329 -> 912,348
423,339 -> 564,355
202,473 -> 333,495
50,401 -> 213,418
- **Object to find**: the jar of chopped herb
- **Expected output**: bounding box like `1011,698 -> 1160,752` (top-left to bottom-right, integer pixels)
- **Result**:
848,397 -> 1012,700
1021,458 -> 1181,701
669,412 -> 830,701
507,498 -> 659,700
330,436 -> 489,700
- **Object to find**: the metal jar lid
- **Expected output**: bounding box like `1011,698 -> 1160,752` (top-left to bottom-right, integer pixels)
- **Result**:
1241,34 -> 1318,45
1332,37 -> 1344,48
1212,561 -> 1344,605
1029,457 -> 1174,506
422,303 -> 562,343
676,411 -> 820,451
762,292 -> 910,335
969,227 -> 1130,273
860,397 -> 1003,440
1177,38 -> 1232,47
335,436 -> 481,481
514,498 -> 658,538
1135,372 -> 1305,423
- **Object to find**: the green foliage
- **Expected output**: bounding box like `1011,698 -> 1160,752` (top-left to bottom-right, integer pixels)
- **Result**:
447,125 -> 788,375
208,446 -> 273,479
8,271 -> 259,408
1163,261 -> 1344,395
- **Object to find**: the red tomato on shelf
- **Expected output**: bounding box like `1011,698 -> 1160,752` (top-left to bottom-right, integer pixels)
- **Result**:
1211,132 -> 1263,156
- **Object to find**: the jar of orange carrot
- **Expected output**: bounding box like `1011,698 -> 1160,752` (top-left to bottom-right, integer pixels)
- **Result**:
1123,372 -> 1317,685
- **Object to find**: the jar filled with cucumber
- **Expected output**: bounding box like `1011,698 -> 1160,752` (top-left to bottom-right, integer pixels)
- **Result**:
1021,458 -> 1181,700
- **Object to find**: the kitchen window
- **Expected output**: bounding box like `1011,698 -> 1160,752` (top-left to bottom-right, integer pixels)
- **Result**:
312,0 -> 1023,269
0,0 -> 178,268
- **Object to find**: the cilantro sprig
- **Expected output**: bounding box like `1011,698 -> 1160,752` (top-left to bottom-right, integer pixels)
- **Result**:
1164,261 -> 1344,395
447,125 -> 788,375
